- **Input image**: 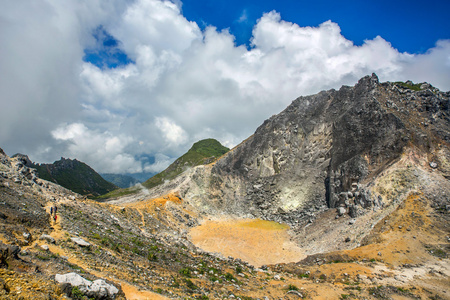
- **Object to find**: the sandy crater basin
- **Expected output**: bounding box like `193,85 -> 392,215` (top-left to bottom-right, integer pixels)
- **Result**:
188,218 -> 305,267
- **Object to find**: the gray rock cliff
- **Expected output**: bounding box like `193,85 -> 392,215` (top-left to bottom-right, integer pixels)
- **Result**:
134,74 -> 448,235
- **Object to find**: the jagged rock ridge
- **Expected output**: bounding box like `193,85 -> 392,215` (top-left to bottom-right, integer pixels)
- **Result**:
135,74 -> 449,250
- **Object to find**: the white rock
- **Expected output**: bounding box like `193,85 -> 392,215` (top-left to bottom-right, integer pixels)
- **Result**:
55,273 -> 119,299
70,237 -> 91,247
39,234 -> 55,244
90,279 -> 119,298
337,207 -> 346,216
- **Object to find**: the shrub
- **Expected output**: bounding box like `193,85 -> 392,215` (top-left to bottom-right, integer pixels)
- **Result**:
179,267 -> 192,277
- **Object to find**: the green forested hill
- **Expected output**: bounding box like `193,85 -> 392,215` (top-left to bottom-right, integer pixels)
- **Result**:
20,156 -> 117,197
142,138 -> 229,189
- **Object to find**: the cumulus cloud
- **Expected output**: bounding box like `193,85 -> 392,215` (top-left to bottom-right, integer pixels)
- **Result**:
51,123 -> 143,173
1,2 -> 449,175
155,117 -> 188,146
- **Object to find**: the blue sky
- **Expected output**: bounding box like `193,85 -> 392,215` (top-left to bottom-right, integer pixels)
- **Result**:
84,0 -> 450,69
1,0 -> 450,174
181,0 -> 450,53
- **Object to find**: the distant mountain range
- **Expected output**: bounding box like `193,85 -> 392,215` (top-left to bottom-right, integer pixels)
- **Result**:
100,173 -> 141,188
12,138 -> 229,199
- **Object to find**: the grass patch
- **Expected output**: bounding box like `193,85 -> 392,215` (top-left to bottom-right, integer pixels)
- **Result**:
224,272 -> 237,282
179,267 -> 192,277
394,81 -> 422,91
427,247 -> 447,258
184,279 -> 197,290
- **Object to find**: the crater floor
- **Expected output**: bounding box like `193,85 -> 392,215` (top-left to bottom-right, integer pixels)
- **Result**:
188,218 -> 306,267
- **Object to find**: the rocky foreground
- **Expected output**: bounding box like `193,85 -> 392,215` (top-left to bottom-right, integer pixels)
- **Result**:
0,75 -> 449,299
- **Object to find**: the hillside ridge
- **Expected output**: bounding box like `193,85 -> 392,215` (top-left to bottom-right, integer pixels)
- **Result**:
14,154 -> 117,197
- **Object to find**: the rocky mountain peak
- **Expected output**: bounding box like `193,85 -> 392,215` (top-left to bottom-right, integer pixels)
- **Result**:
137,74 -> 449,252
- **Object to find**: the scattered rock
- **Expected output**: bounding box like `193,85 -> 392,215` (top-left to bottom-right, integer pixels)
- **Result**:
55,273 -> 119,300
71,237 -> 91,247
0,241 -> 20,263
287,289 -> 303,297
39,234 -> 55,244
337,207 -> 346,216
41,245 -> 49,251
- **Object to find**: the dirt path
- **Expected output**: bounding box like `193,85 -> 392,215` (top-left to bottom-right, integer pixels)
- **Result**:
189,218 -> 305,267
32,201 -> 168,300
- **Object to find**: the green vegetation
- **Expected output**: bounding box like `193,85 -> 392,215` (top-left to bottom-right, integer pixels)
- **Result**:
99,139 -> 229,199
394,81 -> 423,91
179,267 -> 193,277
31,158 -> 117,196
184,279 -> 197,290
224,272 -> 237,282
142,138 -> 229,190
287,284 -> 299,291
95,185 -> 140,200
71,286 -> 91,300
425,245 -> 447,258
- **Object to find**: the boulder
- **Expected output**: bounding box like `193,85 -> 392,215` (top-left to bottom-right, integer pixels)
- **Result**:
71,237 -> 91,247
0,241 -> 20,265
39,234 -> 55,244
55,272 -> 119,300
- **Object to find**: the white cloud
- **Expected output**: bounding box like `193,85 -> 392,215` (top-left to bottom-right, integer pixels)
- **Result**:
1,2 -> 449,175
143,153 -> 173,173
237,9 -> 248,23
51,123 -> 143,173
111,0 -> 202,59
155,117 -> 188,146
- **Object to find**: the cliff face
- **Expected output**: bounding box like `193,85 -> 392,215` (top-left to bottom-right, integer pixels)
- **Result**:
143,74 -> 449,231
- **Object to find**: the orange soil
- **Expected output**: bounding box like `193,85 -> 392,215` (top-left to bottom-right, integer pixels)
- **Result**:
32,202 -> 167,300
120,283 -> 170,300
189,218 -> 305,267
123,193 -> 182,210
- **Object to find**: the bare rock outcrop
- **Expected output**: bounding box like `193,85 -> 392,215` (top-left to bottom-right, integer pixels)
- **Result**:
147,74 -> 449,233
55,272 -> 121,299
